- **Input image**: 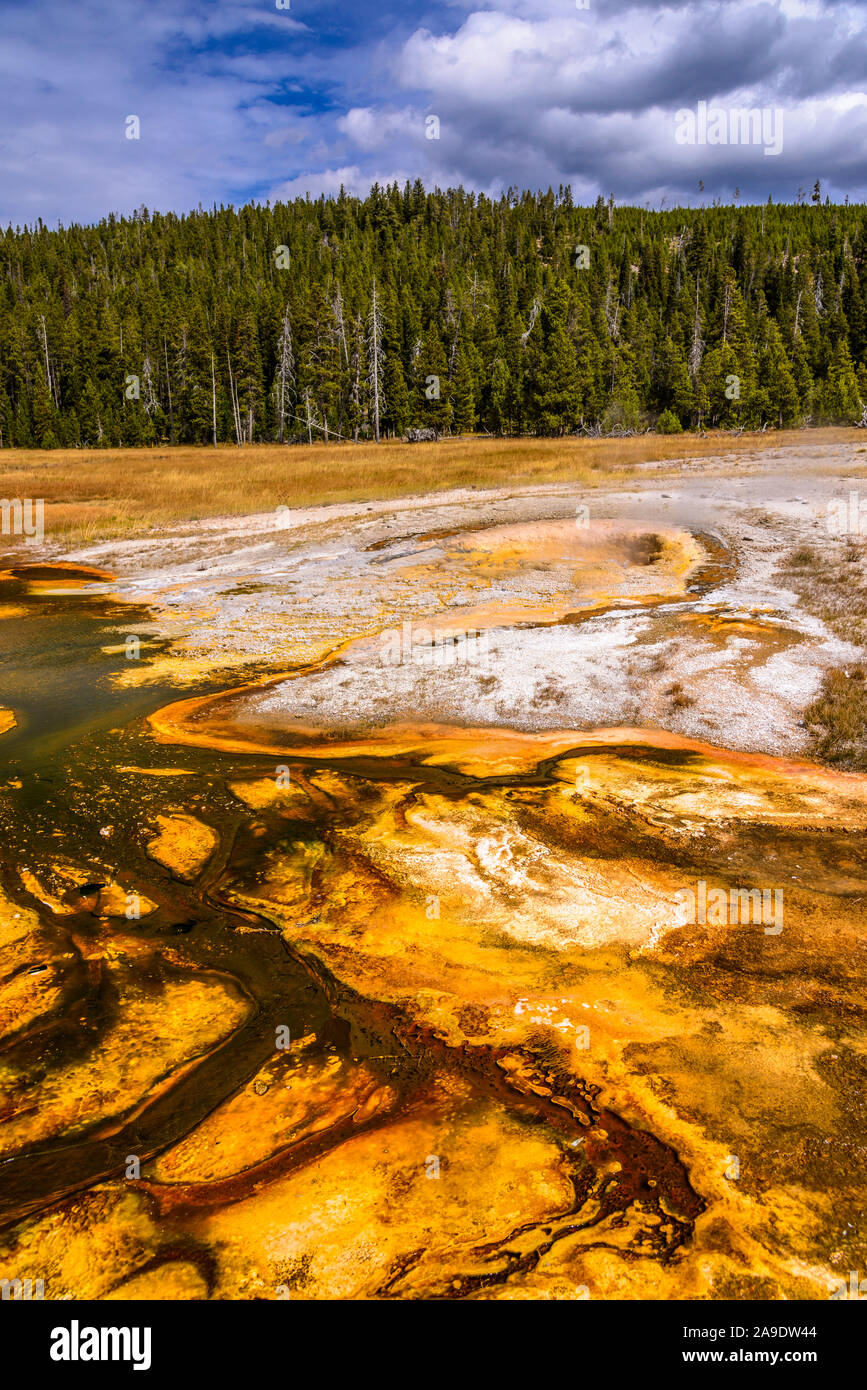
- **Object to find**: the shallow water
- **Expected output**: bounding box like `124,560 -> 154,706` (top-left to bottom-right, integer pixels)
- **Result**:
0,571 -> 376,1234
1,524 -> 865,1302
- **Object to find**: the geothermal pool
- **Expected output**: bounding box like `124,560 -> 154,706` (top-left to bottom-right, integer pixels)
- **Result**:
1,446 -> 866,1299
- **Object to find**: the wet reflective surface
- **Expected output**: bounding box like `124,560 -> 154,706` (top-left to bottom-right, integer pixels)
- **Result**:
1,503 -> 866,1300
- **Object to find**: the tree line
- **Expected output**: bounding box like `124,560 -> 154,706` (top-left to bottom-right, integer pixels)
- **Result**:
0,182 -> 865,448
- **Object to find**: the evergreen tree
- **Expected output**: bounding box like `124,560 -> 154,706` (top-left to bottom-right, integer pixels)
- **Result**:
528,283 -> 580,435
758,319 -> 801,427
383,353 -> 410,437
489,357 -> 512,435
0,188 -> 863,445
413,325 -> 452,434
451,345 -> 477,433
820,336 -> 862,421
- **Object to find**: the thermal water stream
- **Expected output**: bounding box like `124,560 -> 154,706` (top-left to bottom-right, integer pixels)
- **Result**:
1,522 -> 865,1301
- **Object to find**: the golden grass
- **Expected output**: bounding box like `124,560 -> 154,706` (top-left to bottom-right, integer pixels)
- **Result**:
0,428 -> 863,548
781,535 -> 867,647
804,666 -> 867,771
780,537 -> 867,768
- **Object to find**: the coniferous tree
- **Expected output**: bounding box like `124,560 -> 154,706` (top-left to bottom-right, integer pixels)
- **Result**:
413,325 -> 452,434
0,187 -> 864,445
758,318 -> 801,427
451,345 -> 477,433
489,357 -> 512,435
821,336 -> 862,421
528,283 -> 580,435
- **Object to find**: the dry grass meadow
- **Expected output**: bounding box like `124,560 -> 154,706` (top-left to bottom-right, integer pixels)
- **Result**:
2,427 -> 864,549
783,538 -> 867,769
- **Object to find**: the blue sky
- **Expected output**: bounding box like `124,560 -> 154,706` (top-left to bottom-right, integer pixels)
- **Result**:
1,0 -> 866,226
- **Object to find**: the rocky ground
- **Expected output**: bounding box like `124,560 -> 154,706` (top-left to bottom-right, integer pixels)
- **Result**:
57,437 -> 867,756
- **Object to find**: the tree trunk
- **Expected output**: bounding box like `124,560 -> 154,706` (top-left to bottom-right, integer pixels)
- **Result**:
164,336 -> 175,444
211,354 -> 217,448
227,353 -> 242,448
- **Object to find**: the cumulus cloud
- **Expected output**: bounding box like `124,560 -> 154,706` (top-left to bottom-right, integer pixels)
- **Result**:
383,1 -> 867,201
337,107 -> 421,152
1,0 -> 866,225
269,166 -> 373,200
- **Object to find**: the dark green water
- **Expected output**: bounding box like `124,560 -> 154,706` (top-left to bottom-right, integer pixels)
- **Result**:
0,571 -> 178,774
0,566 -> 407,1234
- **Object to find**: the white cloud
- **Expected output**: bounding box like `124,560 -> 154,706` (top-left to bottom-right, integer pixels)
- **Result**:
2,0 -> 867,224
268,166 -> 374,200
338,106 -> 422,151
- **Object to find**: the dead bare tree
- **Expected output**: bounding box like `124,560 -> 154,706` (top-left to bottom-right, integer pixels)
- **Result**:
163,335 -> 175,444
332,285 -> 350,369
689,281 -> 704,378
722,278 -> 733,344
141,354 -> 159,415
210,353 -> 217,449
367,278 -> 384,442
226,353 -> 242,448
520,297 -> 541,347
38,315 -> 59,406
275,305 -> 295,444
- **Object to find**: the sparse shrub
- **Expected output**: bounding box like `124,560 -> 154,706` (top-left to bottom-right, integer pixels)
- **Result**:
804,666 -> 867,770
657,409 -> 682,435
789,546 -> 816,567
666,681 -> 695,709
601,399 -> 642,434
534,677 -> 567,705
781,543 -> 867,645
